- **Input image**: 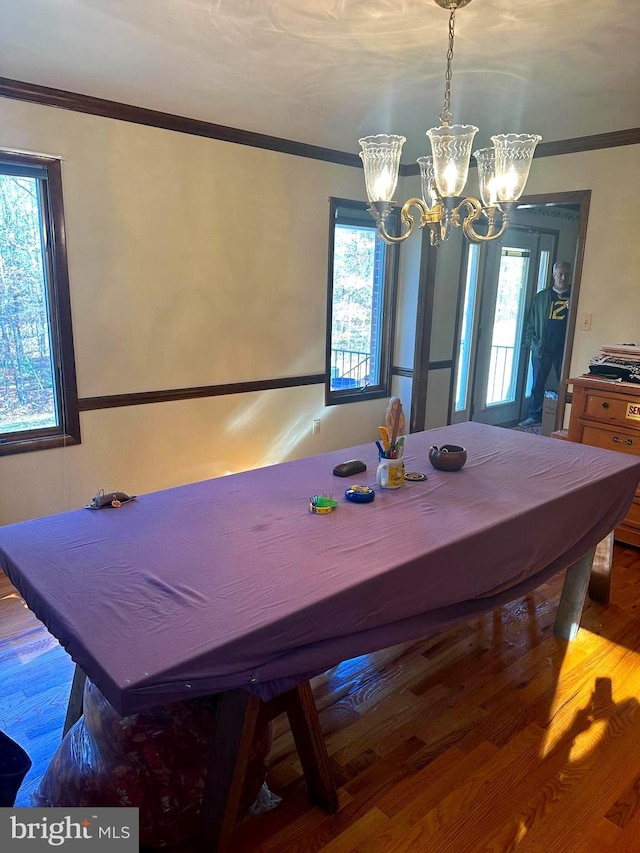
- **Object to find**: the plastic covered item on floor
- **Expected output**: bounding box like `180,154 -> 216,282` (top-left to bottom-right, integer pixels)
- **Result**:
33,679 -> 273,848
245,781 -> 282,817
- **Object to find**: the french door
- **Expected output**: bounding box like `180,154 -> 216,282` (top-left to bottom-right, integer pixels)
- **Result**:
453,227 -> 555,426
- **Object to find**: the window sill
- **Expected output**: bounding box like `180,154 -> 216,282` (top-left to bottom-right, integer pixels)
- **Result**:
326,388 -> 389,406
0,433 -> 81,457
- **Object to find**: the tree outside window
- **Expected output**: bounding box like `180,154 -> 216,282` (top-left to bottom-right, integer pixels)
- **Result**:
0,152 -> 79,455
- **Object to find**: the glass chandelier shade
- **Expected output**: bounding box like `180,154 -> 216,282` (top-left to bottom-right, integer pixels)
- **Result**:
491,133 -> 542,202
417,155 -> 438,208
473,146 -> 498,207
356,0 -> 542,246
426,124 -> 478,197
358,134 -> 406,202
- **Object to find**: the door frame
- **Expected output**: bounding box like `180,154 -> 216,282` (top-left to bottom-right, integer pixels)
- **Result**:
449,189 -> 591,432
408,189 -> 591,435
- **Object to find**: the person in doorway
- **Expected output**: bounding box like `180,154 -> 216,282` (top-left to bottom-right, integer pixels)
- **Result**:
519,260 -> 572,427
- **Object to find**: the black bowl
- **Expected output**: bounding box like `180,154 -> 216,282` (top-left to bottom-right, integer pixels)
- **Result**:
428,444 -> 467,472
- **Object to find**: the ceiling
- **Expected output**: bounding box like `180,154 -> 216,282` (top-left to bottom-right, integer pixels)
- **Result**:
2,0 -> 639,163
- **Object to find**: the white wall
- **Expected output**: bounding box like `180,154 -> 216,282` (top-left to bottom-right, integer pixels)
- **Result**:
0,98 -> 390,524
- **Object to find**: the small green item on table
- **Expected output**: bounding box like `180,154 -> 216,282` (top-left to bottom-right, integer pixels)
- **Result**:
309,495 -> 338,514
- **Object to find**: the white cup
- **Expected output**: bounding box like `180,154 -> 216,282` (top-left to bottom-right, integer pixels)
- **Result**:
376,457 -> 405,489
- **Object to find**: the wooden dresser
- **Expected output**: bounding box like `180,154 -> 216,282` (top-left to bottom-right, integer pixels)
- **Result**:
567,376 -> 640,547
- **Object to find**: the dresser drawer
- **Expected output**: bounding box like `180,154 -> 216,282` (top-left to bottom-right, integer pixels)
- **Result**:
581,425 -> 640,456
585,393 -> 640,425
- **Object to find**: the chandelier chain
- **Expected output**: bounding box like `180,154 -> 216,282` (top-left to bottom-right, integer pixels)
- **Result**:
440,7 -> 456,126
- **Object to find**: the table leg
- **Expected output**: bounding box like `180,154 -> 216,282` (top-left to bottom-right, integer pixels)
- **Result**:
196,689 -> 261,853
588,532 -> 614,604
553,547 -> 596,641
283,682 -> 339,813
62,665 -> 87,738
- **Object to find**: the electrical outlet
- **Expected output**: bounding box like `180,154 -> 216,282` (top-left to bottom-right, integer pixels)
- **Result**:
313,419 -> 321,435
579,312 -> 592,331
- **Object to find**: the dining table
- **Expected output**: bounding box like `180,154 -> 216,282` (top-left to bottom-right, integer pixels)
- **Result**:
1,421 -> 639,851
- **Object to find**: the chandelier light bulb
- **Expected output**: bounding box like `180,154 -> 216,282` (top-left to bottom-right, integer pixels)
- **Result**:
499,168 -> 519,202
443,162 -> 458,195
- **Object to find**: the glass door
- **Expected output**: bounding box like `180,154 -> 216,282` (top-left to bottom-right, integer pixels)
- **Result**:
470,230 -> 539,426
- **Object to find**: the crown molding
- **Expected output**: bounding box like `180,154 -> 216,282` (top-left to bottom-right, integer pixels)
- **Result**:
0,76 -> 361,168
535,128 -> 640,158
1,76 -> 638,175
401,127 -> 640,176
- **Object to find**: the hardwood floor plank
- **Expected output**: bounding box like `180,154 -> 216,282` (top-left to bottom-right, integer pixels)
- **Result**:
375,741 -> 497,821
605,771 -> 640,829
329,687 -> 451,767
317,808 -> 389,853
509,700 -> 640,852
385,725 -> 549,848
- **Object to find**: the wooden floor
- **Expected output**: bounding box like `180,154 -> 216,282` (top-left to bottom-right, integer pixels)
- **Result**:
3,545 -> 640,851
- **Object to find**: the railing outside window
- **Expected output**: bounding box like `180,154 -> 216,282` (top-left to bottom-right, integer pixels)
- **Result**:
487,344 -> 515,405
330,348 -> 371,388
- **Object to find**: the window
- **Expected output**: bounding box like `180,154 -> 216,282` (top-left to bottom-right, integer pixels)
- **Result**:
0,151 -> 79,455
325,198 -> 399,405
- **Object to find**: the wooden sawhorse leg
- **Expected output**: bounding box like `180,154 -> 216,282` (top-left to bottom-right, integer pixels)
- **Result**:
196,681 -> 337,853
62,668 -> 335,852
280,680 -> 339,813
196,688 -> 262,853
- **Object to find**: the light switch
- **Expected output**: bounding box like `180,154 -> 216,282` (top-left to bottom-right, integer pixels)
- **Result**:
579,312 -> 592,331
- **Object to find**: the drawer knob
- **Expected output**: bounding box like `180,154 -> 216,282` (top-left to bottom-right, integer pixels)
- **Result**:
613,436 -> 620,443
602,402 -> 609,409
626,439 -> 633,446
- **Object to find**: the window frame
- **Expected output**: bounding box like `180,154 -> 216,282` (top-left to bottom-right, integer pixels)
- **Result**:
0,150 -> 80,456
325,197 -> 400,406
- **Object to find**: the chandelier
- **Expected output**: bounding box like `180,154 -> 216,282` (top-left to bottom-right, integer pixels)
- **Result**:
358,0 -> 541,246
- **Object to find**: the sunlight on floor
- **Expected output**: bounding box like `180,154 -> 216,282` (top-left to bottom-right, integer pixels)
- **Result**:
539,629 -> 640,761
2,592 -> 24,603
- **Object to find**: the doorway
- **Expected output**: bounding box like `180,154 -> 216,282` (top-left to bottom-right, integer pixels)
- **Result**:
451,195 -> 588,429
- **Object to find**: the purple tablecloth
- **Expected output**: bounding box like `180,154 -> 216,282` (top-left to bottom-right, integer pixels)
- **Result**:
1,423 -> 639,714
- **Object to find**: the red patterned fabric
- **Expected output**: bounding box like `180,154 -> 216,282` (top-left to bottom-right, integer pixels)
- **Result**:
33,680 -> 271,848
